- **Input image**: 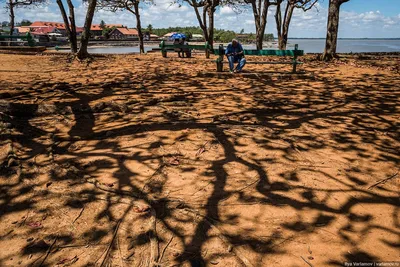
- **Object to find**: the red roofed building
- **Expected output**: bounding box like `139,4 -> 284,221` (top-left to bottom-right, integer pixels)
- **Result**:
109,28 -> 139,40
29,21 -> 83,37
30,21 -> 66,30
90,23 -> 125,36
16,26 -> 31,34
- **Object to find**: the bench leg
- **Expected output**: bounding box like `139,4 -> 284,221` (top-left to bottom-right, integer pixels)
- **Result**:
292,61 -> 297,73
162,50 -> 167,58
206,49 -> 210,59
216,61 -> 223,72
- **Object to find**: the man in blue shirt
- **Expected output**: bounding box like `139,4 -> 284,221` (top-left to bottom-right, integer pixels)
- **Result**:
225,39 -> 246,73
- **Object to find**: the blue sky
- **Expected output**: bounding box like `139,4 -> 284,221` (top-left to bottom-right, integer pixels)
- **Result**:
1,0 -> 399,38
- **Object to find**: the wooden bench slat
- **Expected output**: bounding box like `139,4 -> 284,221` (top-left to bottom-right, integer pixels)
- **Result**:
214,44 -> 304,73
244,49 -> 304,56
245,61 -> 303,64
161,44 -> 209,50
212,49 -> 304,56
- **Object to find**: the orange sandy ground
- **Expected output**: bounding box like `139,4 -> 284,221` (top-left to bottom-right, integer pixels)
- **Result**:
0,52 -> 399,267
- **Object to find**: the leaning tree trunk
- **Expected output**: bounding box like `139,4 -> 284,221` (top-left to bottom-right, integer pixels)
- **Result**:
77,0 -> 97,60
133,3 -> 144,54
67,0 -> 78,53
207,6 -> 215,48
281,4 -> 294,50
251,0 -> 271,50
322,0 -> 345,61
189,0 -> 209,44
8,0 -> 15,36
275,2 -> 283,49
56,0 -> 77,53
250,2 -> 263,50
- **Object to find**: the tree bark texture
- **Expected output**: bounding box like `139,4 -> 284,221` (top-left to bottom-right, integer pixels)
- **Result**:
77,0 -> 97,59
249,0 -> 272,50
8,0 -> 15,36
322,0 -> 349,61
56,0 -> 77,53
133,2 -> 144,54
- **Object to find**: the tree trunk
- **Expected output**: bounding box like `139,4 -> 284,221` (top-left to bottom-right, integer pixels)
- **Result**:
281,4 -> 294,50
8,0 -> 15,36
192,4 -> 208,42
189,0 -> 215,46
251,0 -> 271,50
77,0 -> 97,60
207,6 -> 215,48
275,2 -> 283,49
133,3 -> 144,54
67,0 -> 78,53
56,0 -> 77,53
322,0 -> 346,61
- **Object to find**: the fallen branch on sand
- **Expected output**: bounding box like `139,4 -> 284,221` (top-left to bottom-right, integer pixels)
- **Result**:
196,141 -> 209,158
368,171 -> 399,190
300,256 -> 313,267
100,220 -> 121,267
39,236 -> 58,267
182,208 -> 255,267
86,177 -> 142,199
148,209 -> 159,267
72,206 -> 85,224
158,236 -> 174,264
142,163 -> 165,191
86,178 -> 160,267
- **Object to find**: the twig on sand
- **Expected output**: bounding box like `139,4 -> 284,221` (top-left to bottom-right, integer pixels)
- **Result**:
196,141 -> 209,158
142,163 -> 165,191
182,208 -> 255,267
368,171 -> 399,190
117,232 -> 124,267
148,209 -> 159,267
234,176 -> 260,193
86,177 -> 142,199
72,207 -> 85,224
219,175 -> 260,203
300,256 -> 313,267
39,236 -> 58,267
158,236 -> 174,264
100,220 -> 121,267
19,210 -> 30,227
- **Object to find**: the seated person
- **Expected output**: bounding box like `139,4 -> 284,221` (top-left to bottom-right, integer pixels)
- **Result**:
174,38 -> 181,55
225,39 -> 246,73
177,38 -> 191,58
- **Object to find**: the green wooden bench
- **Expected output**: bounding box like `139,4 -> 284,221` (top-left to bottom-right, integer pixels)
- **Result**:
159,40 -> 212,58
214,44 -> 304,73
0,32 -> 35,47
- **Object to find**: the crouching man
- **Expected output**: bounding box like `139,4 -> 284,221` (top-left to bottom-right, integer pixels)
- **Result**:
225,39 -> 246,73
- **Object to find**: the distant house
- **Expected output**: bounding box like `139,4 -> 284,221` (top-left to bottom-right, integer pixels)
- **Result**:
144,32 -> 159,41
90,24 -> 124,36
16,27 -> 31,34
149,34 -> 159,41
191,34 -> 204,41
109,28 -> 138,40
32,27 -> 62,35
162,32 -> 177,40
29,21 -> 83,37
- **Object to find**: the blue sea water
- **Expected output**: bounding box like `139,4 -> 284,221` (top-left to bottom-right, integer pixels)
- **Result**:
78,39 -> 400,54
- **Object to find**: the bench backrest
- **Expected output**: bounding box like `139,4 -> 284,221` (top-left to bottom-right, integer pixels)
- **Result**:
214,44 -> 304,57
0,32 -> 35,47
159,40 -> 211,51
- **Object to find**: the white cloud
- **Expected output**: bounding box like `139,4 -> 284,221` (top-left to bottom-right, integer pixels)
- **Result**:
0,0 -> 399,38
220,6 -> 234,15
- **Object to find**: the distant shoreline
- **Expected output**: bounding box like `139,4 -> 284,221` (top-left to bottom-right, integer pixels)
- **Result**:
286,38 -> 400,40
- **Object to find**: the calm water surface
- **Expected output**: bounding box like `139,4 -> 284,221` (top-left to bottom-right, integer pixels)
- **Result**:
76,39 -> 400,54
284,39 -> 400,53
